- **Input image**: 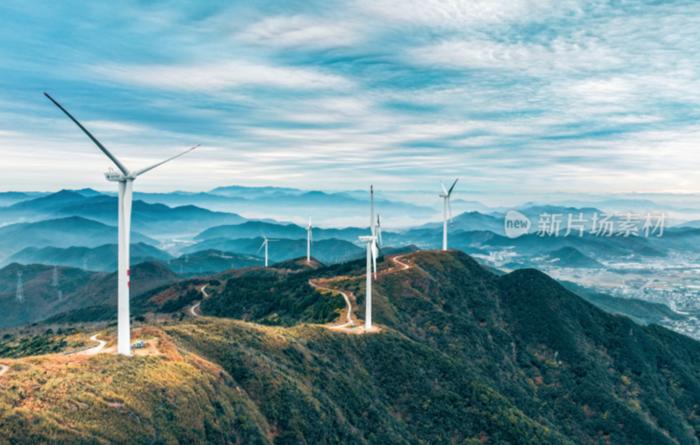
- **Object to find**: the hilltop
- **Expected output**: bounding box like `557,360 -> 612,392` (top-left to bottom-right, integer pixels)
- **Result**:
0,251 -> 698,444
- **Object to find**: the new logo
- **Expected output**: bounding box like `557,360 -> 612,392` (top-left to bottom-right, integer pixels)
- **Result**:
504,210 -> 531,238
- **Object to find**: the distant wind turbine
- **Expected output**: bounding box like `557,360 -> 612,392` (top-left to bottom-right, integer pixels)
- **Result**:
439,179 -> 459,251
358,185 -> 380,330
258,236 -> 270,267
52,266 -> 59,287
306,218 -> 313,263
44,93 -> 199,356
16,271 -> 24,303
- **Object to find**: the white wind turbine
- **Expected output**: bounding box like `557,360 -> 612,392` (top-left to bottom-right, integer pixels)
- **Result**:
358,185 -> 380,330
45,93 -> 198,356
306,218 -> 313,263
439,178 -> 459,251
258,236 -> 271,267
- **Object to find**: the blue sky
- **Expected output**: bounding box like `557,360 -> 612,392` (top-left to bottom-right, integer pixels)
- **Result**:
1,0 -> 699,202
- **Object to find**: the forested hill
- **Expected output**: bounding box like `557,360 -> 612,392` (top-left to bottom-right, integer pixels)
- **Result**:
0,251 -> 698,444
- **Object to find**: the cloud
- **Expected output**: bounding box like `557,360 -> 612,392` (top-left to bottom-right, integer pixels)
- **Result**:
93,60 -> 354,92
237,15 -> 362,49
2,0 -> 700,201
356,0 -> 583,27
408,38 -> 621,74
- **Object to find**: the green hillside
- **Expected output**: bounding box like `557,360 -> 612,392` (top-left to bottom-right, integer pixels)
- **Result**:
0,251 -> 698,444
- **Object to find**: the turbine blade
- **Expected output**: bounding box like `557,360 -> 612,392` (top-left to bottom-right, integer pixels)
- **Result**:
448,198 -> 453,222
131,144 -> 199,177
440,181 -> 448,195
44,92 -> 129,176
371,241 -> 378,275
447,178 -> 459,195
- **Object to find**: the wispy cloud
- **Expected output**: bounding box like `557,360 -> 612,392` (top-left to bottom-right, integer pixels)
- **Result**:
0,0 -> 699,200
237,15 -> 363,49
93,60 -> 354,92
408,38 -> 621,74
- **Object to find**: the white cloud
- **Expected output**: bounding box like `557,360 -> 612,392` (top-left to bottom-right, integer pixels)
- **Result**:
356,0 -> 583,28
408,38 -> 621,74
84,120 -> 148,134
237,15 -> 362,49
93,60 -> 354,91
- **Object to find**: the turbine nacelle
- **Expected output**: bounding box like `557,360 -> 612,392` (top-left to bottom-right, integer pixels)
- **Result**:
105,169 -> 126,182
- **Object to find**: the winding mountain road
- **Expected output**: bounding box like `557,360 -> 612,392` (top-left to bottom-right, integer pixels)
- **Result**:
310,254 -> 413,333
82,334 -> 107,355
190,284 -> 209,317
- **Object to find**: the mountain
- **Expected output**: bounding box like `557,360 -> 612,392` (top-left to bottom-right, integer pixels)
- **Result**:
5,243 -> 172,271
0,263 -> 98,327
195,220 -> 370,243
196,221 -> 307,240
0,190 -> 246,238
167,250 -> 263,276
0,261 -> 179,328
53,195 -> 245,237
448,229 -> 665,259
1,251 -> 699,443
0,216 -> 156,260
561,281 -> 685,326
545,247 -> 603,268
0,191 -> 45,207
2,189 -> 87,218
139,185 -> 435,226
209,184 -> 304,198
183,237 -> 365,264
200,266 -> 343,326
418,210 -> 504,234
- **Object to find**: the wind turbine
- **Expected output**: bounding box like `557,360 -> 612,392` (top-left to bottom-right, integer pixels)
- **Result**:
358,186 -> 380,330
306,218 -> 313,263
16,271 -> 24,303
44,93 -> 199,356
258,236 -> 270,267
439,179 -> 459,251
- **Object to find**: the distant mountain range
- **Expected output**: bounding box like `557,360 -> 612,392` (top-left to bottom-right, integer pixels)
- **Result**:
545,247 -> 603,268
417,210 -> 505,234
167,250 -> 263,276
0,190 -> 245,237
4,242 -> 172,271
0,216 -> 155,261
0,191 -> 47,207
183,237 -> 364,264
0,261 -> 179,328
134,185 -> 436,226
195,220 -> 372,243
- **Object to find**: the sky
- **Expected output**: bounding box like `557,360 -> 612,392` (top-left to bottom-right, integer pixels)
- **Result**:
1,0 -> 700,203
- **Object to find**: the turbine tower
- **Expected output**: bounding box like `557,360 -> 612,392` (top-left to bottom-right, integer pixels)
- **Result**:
16,271 -> 24,303
439,178 -> 459,251
52,266 -> 59,287
370,185 -> 375,236
44,93 -> 198,356
358,186 -> 379,330
306,218 -> 313,263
